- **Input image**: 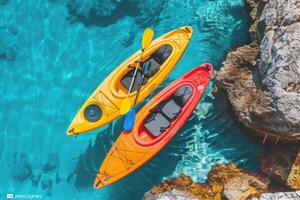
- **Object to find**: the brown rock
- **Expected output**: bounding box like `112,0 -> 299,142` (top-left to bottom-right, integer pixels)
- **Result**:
216,43 -> 284,141
144,164 -> 269,200
148,174 -> 215,200
260,145 -> 300,190
208,164 -> 269,200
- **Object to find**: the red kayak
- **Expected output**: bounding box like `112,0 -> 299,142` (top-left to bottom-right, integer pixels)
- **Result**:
94,63 -> 214,189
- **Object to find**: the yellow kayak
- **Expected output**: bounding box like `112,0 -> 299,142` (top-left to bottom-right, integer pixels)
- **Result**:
67,26 -> 193,136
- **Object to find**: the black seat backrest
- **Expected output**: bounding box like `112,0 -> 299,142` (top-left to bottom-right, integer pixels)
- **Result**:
121,69 -> 148,92
121,45 -> 172,92
152,45 -> 172,64
144,112 -> 170,137
172,85 -> 193,107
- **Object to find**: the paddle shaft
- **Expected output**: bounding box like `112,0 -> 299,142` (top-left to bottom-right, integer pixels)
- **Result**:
127,49 -> 144,94
133,73 -> 146,106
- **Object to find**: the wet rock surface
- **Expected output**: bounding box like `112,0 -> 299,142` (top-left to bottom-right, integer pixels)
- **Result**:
217,0 -> 300,140
144,164 -> 269,200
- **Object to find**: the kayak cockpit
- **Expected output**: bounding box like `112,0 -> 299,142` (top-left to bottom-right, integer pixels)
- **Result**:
135,85 -> 194,146
118,45 -> 173,94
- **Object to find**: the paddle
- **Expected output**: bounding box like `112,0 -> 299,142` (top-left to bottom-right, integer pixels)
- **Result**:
119,28 -> 154,115
123,61 -> 151,132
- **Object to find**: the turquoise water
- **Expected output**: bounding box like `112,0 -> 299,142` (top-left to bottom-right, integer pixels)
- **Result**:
0,0 -> 262,199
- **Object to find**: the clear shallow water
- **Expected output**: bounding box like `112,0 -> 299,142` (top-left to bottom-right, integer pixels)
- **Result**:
0,0 -> 262,199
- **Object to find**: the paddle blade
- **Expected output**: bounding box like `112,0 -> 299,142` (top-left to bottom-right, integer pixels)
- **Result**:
142,28 -> 154,49
123,108 -> 136,132
120,98 -> 131,115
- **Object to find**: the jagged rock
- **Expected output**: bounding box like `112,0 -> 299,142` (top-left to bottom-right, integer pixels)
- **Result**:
246,0 -> 268,41
144,189 -> 196,200
42,153 -> 60,173
145,174 -> 215,200
31,170 -> 42,187
217,0 -> 300,140
216,43 -> 274,139
208,164 -> 270,200
252,191 -> 300,200
145,164 -> 269,200
256,0 -> 300,137
260,145 -> 300,190
11,153 -> 32,182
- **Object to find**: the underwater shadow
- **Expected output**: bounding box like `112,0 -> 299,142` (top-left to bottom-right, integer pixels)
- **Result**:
67,0 -> 140,27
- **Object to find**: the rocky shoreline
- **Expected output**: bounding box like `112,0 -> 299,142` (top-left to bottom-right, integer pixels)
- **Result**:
217,0 -> 300,141
144,0 -> 300,199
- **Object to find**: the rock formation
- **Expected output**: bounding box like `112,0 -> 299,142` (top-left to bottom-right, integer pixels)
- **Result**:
260,145 -> 300,190
144,189 -> 196,200
144,164 -> 269,200
252,191 -> 300,200
216,0 -> 300,140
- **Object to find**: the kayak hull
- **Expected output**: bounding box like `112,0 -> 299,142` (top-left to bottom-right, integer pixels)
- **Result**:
67,26 -> 193,135
94,64 -> 214,189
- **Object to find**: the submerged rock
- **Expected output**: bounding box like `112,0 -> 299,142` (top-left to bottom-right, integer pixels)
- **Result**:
260,145 -> 300,190
66,0 -> 164,27
145,164 -> 269,200
0,0 -> 9,5
31,170 -> 42,187
217,0 -> 300,140
67,0 -> 139,27
42,153 -> 60,173
41,178 -> 53,196
11,153 -> 32,182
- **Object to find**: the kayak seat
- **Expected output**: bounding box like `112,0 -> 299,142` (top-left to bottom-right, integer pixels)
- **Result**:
152,45 -> 172,64
143,45 -> 172,79
172,85 -> 193,107
160,99 -> 181,121
143,58 -> 160,79
121,69 -> 148,92
144,112 -> 170,137
120,45 -> 172,92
